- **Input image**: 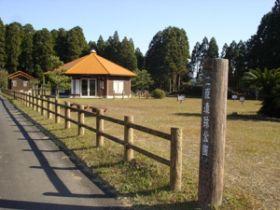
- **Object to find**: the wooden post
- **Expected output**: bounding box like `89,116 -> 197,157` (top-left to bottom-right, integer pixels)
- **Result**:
41,96 -> 44,116
47,98 -> 52,119
37,96 -> 40,112
13,91 -> 16,99
31,93 -> 34,110
170,127 -> 182,192
198,58 -> 229,207
78,104 -> 85,136
55,99 -> 60,123
124,115 -> 134,161
26,93 -> 29,107
25,94 -> 28,106
64,101 -> 71,129
35,96 -> 37,111
96,109 -> 104,147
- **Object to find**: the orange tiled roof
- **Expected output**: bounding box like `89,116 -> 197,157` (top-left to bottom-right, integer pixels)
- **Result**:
62,51 -> 136,77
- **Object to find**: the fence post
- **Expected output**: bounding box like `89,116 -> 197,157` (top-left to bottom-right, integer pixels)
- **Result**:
36,96 -> 40,112
33,94 -> 37,111
47,97 -> 52,119
41,96 -> 44,116
170,127 -> 182,192
124,115 -> 134,161
25,93 -> 27,106
78,104 -> 85,136
31,92 -> 35,110
96,109 -> 104,147
55,99 -> 60,123
13,91 -> 16,99
64,101 -> 71,129
26,93 -> 29,107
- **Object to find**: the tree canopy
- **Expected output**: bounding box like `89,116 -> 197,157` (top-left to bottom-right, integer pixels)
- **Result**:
145,26 -> 190,92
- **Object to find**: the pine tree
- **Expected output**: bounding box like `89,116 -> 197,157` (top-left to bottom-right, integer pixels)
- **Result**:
207,37 -> 219,58
5,22 -> 22,72
19,24 -> 34,73
220,43 -> 228,58
65,26 -> 88,62
104,31 -> 121,64
33,28 -> 55,71
0,18 -> 6,69
96,35 -> 106,56
145,27 -> 190,91
53,28 -> 68,62
195,37 -> 209,82
247,0 -> 280,69
118,37 -> 137,70
135,48 -> 144,70
189,42 -> 201,78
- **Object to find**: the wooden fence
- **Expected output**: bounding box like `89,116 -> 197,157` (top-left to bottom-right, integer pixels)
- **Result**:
3,90 -> 183,191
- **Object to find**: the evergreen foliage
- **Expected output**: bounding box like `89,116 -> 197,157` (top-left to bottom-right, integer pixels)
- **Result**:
247,0 -> 280,69
145,27 -> 190,92
0,69 -> 8,89
135,48 -> 145,70
19,24 -> 34,73
0,18 -> 6,69
5,22 -> 22,72
33,28 -> 55,71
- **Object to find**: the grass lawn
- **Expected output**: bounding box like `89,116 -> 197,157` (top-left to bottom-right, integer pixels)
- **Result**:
7,95 -> 280,209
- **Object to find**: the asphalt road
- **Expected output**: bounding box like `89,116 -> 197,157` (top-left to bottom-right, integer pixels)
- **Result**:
0,96 -> 126,210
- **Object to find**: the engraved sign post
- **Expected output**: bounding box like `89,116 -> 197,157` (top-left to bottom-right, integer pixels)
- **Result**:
198,58 -> 229,208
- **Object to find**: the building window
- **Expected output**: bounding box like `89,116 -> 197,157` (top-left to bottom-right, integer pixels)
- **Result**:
12,80 -> 17,87
23,81 -> 28,87
113,80 -> 124,94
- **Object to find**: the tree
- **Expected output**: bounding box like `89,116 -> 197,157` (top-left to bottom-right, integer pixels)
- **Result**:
65,26 -> 88,62
53,28 -> 68,62
118,37 -> 137,70
207,37 -> 219,58
0,70 -> 8,90
145,27 -> 190,92
96,35 -> 106,56
19,24 -> 34,73
104,31 -> 121,64
243,68 -> 280,117
33,28 -> 55,71
220,43 -> 228,58
45,69 -> 70,98
5,22 -> 22,72
222,40 -> 248,92
195,37 -> 209,82
132,69 -> 153,91
0,18 -> 6,69
247,0 -> 280,69
135,48 -> 144,70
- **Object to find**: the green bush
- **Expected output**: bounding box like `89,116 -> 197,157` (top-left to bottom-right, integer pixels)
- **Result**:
151,88 -> 165,99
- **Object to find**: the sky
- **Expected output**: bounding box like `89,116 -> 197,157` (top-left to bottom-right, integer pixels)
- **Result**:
0,0 -> 276,54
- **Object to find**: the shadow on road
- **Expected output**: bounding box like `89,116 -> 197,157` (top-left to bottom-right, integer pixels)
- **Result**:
1,97 -> 114,199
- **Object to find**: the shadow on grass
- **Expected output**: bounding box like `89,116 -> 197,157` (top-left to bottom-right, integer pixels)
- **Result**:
174,112 -> 280,122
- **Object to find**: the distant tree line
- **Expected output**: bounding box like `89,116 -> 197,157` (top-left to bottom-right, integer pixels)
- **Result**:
0,0 -> 279,116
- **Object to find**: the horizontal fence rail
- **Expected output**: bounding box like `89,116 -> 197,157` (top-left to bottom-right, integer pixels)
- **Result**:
2,90 -> 183,191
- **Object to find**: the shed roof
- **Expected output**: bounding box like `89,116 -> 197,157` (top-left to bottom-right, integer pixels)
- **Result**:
8,71 -> 35,80
62,51 -> 136,77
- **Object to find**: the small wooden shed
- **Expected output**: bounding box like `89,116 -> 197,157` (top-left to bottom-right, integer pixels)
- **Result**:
8,71 -> 35,93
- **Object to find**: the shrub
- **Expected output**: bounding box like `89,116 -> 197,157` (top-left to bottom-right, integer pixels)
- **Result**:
0,70 -> 8,90
151,88 -> 165,99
